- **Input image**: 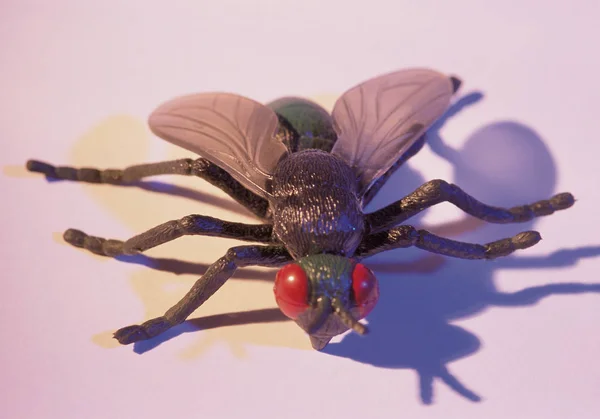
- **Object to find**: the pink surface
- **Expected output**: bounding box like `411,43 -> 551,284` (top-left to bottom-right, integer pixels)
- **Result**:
2,1 -> 599,418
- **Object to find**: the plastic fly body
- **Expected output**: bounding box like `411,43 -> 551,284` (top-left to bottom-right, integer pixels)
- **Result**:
26,69 -> 575,350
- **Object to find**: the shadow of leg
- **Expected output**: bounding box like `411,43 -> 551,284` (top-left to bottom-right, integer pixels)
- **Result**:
133,308 -> 289,354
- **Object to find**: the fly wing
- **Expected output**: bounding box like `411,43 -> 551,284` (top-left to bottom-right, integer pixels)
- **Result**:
148,92 -> 288,198
330,68 -> 454,196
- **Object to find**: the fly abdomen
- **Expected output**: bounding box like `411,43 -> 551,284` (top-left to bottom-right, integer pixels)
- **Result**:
267,97 -> 338,153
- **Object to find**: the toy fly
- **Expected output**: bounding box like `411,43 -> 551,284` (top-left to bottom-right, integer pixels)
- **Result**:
26,68 -> 575,350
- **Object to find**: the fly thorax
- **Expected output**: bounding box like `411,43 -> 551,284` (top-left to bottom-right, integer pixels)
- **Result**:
270,150 -> 364,258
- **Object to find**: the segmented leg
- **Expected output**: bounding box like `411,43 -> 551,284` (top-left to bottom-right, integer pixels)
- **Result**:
27,158 -> 194,183
64,215 -> 274,257
114,245 -> 292,344
366,179 -> 575,233
355,225 -> 541,260
26,158 -> 271,219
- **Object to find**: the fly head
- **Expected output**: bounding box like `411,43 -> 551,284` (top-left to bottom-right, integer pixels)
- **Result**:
272,254 -> 379,350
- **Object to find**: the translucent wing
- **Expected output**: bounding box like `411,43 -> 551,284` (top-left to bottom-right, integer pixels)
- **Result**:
148,92 -> 288,198
330,68 -> 454,196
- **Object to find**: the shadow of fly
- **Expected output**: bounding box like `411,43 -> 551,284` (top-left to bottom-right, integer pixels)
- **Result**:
26,68 -> 574,350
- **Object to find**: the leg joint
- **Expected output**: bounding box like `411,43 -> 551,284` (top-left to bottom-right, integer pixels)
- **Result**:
178,215 -> 220,235
224,246 -> 259,262
389,225 -> 419,246
190,158 -> 213,175
225,247 -> 240,262
179,215 -> 199,233
423,179 -> 452,196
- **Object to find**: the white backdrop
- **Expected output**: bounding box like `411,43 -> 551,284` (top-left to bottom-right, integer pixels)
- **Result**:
2,1 -> 599,418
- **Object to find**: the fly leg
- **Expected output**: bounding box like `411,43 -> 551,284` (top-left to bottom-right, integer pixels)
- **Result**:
355,225 -> 542,260
64,216 -> 274,257
27,158 -> 200,183
26,158 -> 270,219
113,245 -> 292,344
365,179 -> 575,233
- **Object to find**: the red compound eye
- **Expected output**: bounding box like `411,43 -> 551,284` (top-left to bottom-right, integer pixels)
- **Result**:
352,263 -> 379,318
274,263 -> 310,319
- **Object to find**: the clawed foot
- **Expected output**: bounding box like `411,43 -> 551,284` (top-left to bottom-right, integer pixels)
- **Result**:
63,228 -> 125,257
26,159 -> 58,177
512,231 -> 542,249
113,317 -> 173,345
485,230 -> 542,260
551,192 -> 575,211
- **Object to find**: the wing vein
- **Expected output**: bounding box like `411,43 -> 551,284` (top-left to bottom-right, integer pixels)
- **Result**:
153,119 -> 248,163
174,104 -> 248,141
378,77 -> 437,130
380,92 -> 449,143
